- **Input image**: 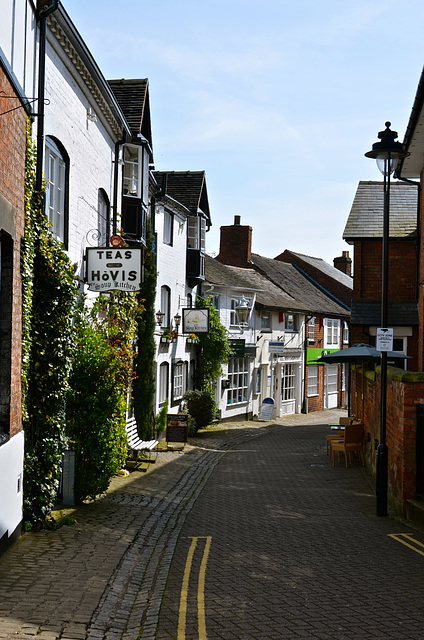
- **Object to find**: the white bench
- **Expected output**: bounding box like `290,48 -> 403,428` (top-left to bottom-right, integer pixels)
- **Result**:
125,418 -> 158,471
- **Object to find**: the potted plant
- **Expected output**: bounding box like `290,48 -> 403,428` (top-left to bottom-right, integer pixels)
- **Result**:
161,328 -> 178,343
186,333 -> 199,344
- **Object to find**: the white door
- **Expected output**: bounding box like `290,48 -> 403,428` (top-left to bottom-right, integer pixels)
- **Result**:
281,363 -> 296,415
325,364 -> 339,409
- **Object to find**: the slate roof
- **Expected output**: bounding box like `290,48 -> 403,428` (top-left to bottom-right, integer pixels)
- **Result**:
251,254 -> 350,318
279,250 -> 353,290
108,78 -> 152,147
343,181 -> 417,241
153,171 -> 211,228
351,301 -> 419,326
205,255 -> 306,312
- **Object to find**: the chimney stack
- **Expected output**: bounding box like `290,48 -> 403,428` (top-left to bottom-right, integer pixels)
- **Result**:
333,250 -> 352,276
216,215 -> 252,268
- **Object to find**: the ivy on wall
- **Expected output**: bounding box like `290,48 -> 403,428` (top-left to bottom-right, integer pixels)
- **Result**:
22,122 -> 79,527
66,293 -> 139,502
133,218 -> 157,440
195,296 -> 233,396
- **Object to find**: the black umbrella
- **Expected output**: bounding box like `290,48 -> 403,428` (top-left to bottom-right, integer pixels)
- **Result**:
311,343 -> 411,419
311,343 -> 411,364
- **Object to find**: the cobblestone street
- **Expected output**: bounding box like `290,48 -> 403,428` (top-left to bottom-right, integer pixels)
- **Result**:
1,410 -> 424,639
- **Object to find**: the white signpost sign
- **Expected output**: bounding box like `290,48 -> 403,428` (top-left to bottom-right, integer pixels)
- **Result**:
259,397 -> 275,420
269,342 -> 285,355
376,328 -> 394,352
86,247 -> 143,292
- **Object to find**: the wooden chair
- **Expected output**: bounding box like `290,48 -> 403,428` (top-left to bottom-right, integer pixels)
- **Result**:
326,417 -> 355,455
331,422 -> 364,467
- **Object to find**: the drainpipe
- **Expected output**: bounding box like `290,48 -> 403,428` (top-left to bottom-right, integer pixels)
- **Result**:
35,0 -> 59,194
112,131 -> 126,238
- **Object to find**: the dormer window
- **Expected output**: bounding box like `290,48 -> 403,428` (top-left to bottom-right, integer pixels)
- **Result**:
123,145 -> 142,197
187,215 -> 206,251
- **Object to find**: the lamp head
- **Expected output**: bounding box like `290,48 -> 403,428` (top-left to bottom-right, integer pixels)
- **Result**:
365,122 -> 409,175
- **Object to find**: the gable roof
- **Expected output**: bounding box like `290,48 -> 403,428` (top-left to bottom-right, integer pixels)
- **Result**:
343,181 -> 418,241
277,250 -> 353,290
153,171 -> 211,228
205,255 -> 305,311
398,65 -> 424,179
108,78 -> 152,148
251,253 -> 350,318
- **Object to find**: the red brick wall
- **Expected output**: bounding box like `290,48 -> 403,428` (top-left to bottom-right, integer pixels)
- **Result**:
0,67 -> 26,438
351,365 -> 424,515
353,239 -> 416,299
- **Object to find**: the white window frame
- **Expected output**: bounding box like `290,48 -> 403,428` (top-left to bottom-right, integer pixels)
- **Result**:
324,319 -> 340,348
282,364 -> 295,401
308,317 -> 315,342
227,358 -> 249,405
326,364 -> 338,394
285,313 -> 295,332
123,144 -> 142,197
160,286 -> 171,328
163,209 -> 173,245
230,298 -> 238,327
187,215 -> 206,251
173,361 -> 187,401
307,364 -> 318,396
98,189 -> 109,245
343,321 -> 349,344
261,312 -> 271,331
45,137 -> 66,243
159,362 -> 169,406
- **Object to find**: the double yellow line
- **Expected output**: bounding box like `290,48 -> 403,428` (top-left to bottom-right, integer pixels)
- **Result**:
178,536 -> 212,640
388,533 -> 424,556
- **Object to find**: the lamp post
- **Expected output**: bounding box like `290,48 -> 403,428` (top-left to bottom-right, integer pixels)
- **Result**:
365,122 -> 409,516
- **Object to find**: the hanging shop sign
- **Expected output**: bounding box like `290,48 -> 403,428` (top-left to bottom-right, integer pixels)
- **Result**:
230,339 -> 245,357
182,308 -> 210,333
86,247 -> 143,292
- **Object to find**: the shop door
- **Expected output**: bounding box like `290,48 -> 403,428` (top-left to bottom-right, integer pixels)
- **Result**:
281,363 -> 296,415
325,364 -> 339,409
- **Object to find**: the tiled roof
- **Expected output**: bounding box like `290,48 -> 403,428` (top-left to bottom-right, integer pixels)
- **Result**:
205,255 -> 306,311
108,78 -> 152,146
251,253 -> 350,318
279,250 -> 353,290
153,171 -> 211,226
343,181 -> 418,240
351,301 -> 418,326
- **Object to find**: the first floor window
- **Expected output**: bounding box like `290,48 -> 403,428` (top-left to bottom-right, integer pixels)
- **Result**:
45,136 -> 68,245
173,361 -> 187,401
159,363 -> 169,405
227,358 -> 248,405
161,286 -> 171,328
324,319 -> 340,348
308,317 -> 315,341
163,209 -> 173,245
307,364 -> 318,396
98,188 -> 109,245
282,364 -> 295,401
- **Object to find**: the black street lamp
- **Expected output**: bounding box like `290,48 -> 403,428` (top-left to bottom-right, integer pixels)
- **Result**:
365,122 -> 409,517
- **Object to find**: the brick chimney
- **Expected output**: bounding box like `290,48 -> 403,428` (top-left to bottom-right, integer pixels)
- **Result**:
216,215 -> 252,268
333,250 -> 352,276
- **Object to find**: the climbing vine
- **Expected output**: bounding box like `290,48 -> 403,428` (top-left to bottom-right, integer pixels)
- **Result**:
22,121 -> 79,527
194,296 -> 233,396
66,293 -> 139,502
133,218 -> 157,440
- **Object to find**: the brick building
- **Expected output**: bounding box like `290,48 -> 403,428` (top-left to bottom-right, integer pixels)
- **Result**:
0,0 -> 37,552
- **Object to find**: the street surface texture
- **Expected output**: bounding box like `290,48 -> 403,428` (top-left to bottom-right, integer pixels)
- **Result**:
0,410 -> 423,640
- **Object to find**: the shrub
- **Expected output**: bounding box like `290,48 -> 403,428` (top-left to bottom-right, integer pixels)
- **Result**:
182,390 -> 215,434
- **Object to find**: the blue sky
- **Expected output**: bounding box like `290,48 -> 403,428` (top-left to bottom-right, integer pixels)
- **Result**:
64,0 -> 424,267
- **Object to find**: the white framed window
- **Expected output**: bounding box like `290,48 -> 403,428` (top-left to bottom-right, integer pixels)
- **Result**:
230,298 -> 238,327
173,361 -> 187,401
308,317 -> 315,341
261,312 -> 271,331
163,209 -> 173,245
160,286 -> 171,328
98,189 -> 109,245
255,366 -> 262,395
307,364 -> 318,396
123,144 -> 142,197
187,215 -> 206,251
324,319 -> 340,348
285,314 -> 295,332
227,358 -> 249,405
45,136 -> 67,244
343,321 -> 349,344
282,364 -> 295,401
159,362 -> 169,406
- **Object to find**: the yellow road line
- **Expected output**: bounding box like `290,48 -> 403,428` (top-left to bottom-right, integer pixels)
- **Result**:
388,533 -> 424,557
198,536 -> 212,640
177,536 -> 212,640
